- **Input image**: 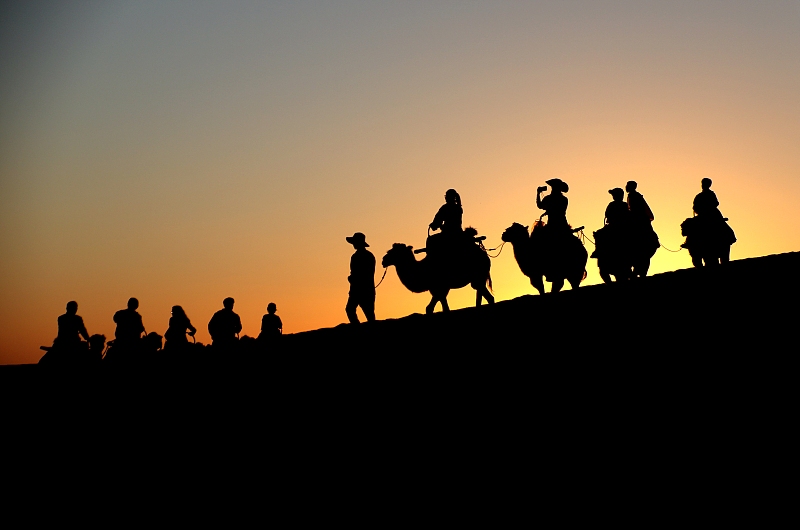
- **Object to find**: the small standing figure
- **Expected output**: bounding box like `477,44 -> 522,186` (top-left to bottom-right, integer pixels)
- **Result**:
259,303 -> 283,341
208,297 -> 242,350
345,232 -> 376,324
164,305 -> 197,351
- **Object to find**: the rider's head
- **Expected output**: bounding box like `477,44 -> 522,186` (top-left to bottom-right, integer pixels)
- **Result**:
223,297 -> 235,310
625,181 -> 638,192
609,188 -> 624,201
545,179 -> 569,193
66,301 -> 78,314
127,297 -> 139,310
267,302 -> 277,314
701,178 -> 712,190
445,189 -> 461,205
171,305 -> 186,318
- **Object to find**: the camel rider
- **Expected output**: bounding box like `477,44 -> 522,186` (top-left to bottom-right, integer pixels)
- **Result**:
605,188 -> 630,227
692,178 -> 736,247
536,179 -> 570,234
693,178 -> 723,220
429,189 -> 463,236
625,181 -> 659,253
428,189 -> 465,259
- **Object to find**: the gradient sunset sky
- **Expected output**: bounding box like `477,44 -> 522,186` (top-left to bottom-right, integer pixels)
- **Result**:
1,1 -> 799,364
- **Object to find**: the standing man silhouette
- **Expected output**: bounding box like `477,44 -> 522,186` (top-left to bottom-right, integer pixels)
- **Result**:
208,297 -> 242,349
345,232 -> 376,324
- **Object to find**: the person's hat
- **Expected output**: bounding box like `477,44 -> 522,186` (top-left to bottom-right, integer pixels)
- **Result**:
546,178 -> 569,193
346,232 -> 369,247
609,187 -> 624,198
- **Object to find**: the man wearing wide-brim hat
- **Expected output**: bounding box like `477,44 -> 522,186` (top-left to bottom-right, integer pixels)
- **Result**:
536,178 -> 571,232
345,232 -> 376,324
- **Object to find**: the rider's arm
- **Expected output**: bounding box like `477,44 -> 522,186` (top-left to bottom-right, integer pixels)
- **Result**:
536,190 -> 545,210
78,317 -> 90,341
188,321 -> 197,336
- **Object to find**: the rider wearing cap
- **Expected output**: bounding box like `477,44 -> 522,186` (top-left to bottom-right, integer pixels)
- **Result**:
605,188 -> 630,227
693,178 -> 723,220
345,232 -> 376,324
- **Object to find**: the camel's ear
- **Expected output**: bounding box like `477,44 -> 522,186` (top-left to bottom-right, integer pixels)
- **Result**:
524,225 -> 529,230
408,246 -> 414,250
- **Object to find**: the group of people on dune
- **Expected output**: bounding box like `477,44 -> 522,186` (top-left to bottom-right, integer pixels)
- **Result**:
39,297 -> 282,365
40,178 -> 736,364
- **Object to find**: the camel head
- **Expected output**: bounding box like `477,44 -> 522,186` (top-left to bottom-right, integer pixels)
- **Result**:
501,223 -> 530,243
382,243 -> 415,268
681,217 -> 696,237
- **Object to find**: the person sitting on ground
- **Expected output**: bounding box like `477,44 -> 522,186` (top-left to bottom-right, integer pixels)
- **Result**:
164,305 -> 196,350
55,301 -> 90,350
345,232 -> 376,324
258,303 -> 283,341
208,297 -> 242,349
113,297 -> 145,348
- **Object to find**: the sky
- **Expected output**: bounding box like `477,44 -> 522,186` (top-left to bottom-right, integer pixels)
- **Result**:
1,0 -> 799,364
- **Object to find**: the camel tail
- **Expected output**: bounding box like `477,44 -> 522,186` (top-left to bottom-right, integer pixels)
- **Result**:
582,269 -> 587,281
487,272 -> 493,293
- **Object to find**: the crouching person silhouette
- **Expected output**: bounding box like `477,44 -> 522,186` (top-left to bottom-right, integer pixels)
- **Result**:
208,297 -> 242,352
345,232 -> 376,324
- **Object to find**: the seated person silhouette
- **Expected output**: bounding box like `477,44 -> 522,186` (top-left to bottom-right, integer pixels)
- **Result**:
55,300 -> 90,350
208,297 -> 242,349
258,303 -> 283,341
113,297 -> 145,350
427,189 -> 467,260
536,179 -> 571,234
345,232 -> 376,324
164,305 -> 197,350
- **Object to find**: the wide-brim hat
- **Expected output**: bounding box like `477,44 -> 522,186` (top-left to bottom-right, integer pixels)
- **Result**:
346,232 -> 369,247
546,178 -> 569,193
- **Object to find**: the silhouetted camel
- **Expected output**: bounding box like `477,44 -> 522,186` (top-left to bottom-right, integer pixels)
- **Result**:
501,222 -> 587,294
681,216 -> 735,267
381,243 -> 493,313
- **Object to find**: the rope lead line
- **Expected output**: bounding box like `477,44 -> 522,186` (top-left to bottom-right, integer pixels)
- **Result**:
486,241 -> 506,258
660,243 -> 684,253
374,267 -> 388,288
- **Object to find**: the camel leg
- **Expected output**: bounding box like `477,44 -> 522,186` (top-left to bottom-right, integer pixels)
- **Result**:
600,271 -> 613,284
440,297 -> 450,312
425,296 -> 438,314
476,286 -> 494,306
551,278 -> 564,293
692,255 -> 703,268
633,259 -> 651,278
530,277 -> 545,295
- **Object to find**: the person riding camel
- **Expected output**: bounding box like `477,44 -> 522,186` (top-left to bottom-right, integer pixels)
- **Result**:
693,178 -> 723,220
689,178 -> 736,257
536,179 -> 571,234
427,189 -> 465,259
605,188 -> 630,227
625,181 -> 660,273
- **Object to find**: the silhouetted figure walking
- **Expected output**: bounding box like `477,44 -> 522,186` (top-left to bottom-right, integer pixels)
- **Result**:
592,188 -> 633,283
258,303 -> 282,342
208,297 -> 242,350
625,181 -> 659,277
164,305 -> 196,351
345,232 -> 376,324
682,178 -> 736,266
